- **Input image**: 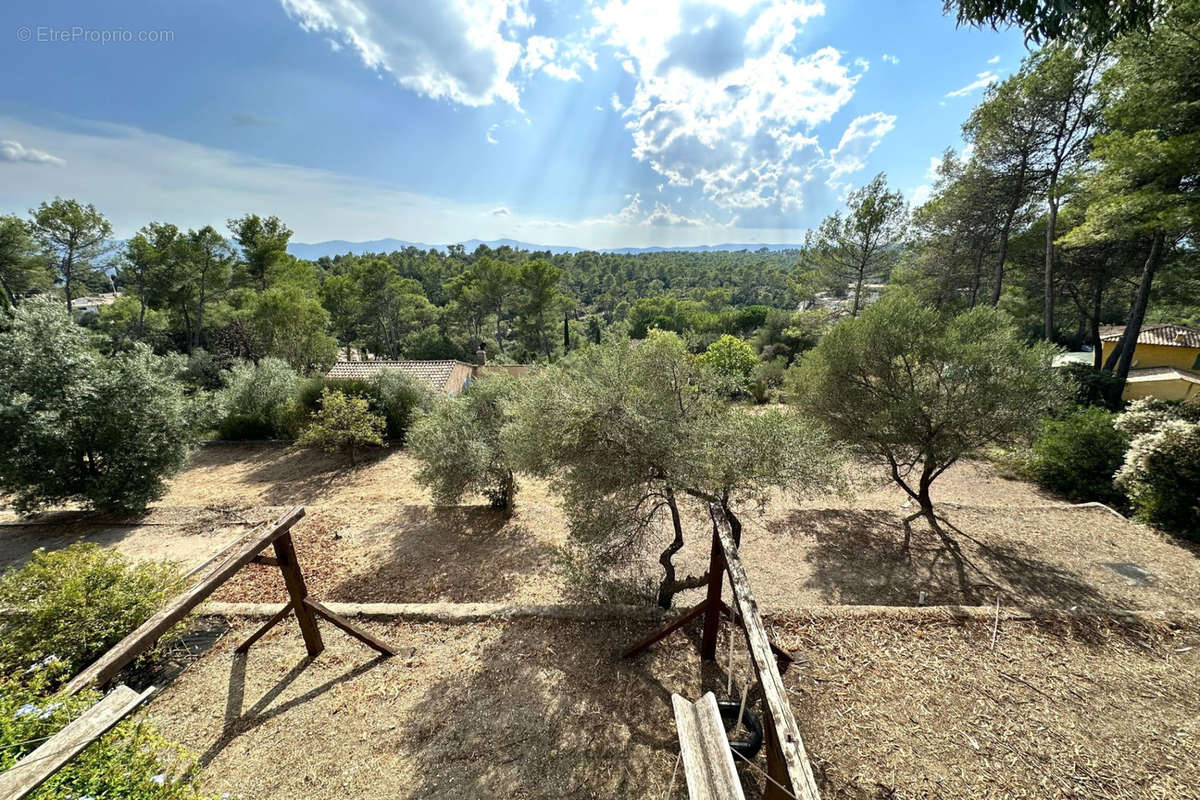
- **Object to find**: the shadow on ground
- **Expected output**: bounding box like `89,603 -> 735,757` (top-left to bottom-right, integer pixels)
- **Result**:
329,506 -> 559,603
776,509 -> 1122,613
397,618 -> 766,799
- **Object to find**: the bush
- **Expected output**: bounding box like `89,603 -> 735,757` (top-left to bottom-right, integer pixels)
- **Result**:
295,389 -> 385,465
216,357 -> 298,439
409,373 -> 519,515
0,543 -> 181,679
1,677 -> 213,799
1115,401 -> 1200,536
372,369 -> 433,443
697,334 -> 757,394
0,298 -> 196,514
286,372 -> 431,442
179,347 -> 232,392
1061,363 -> 1125,410
1029,407 -> 1127,504
748,356 -> 788,404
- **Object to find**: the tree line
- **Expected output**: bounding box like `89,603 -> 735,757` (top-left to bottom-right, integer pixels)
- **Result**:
809,1 -> 1197,407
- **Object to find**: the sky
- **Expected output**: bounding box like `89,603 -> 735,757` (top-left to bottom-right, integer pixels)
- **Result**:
0,0 -> 1029,248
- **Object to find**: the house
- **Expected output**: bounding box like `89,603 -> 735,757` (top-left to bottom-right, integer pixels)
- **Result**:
70,292 -> 121,315
324,359 -> 530,396
1100,324 -> 1200,402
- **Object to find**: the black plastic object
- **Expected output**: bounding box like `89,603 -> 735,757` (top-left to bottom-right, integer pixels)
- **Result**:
716,699 -> 764,760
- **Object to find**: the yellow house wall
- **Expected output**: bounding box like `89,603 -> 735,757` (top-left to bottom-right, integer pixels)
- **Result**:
1101,341 -> 1200,370
1122,378 -> 1200,403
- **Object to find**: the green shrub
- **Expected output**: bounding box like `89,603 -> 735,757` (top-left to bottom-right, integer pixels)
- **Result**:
697,334 -> 757,394
216,357 -> 298,439
371,369 -> 433,443
0,298 -> 196,514
1115,415 -> 1200,537
1030,407 -> 1128,504
286,373 -> 430,442
0,543 -> 181,679
409,373 -> 519,515
295,389 -> 385,465
1,673 -> 213,799
748,356 -> 788,404
1061,363 -> 1125,410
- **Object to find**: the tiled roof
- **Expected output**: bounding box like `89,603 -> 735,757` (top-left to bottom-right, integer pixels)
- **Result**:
1099,324 -> 1200,348
325,360 -> 464,392
1125,367 -> 1200,385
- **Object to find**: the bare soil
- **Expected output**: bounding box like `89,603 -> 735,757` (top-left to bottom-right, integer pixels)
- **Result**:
4,444 -> 1198,615
146,611 -> 1200,800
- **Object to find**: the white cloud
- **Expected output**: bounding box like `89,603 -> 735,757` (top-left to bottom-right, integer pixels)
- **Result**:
945,70 -> 998,98
909,183 -> 932,206
987,55 -> 1000,64
1,114 -> 809,249
0,140 -> 66,166
486,124 -> 500,144
828,112 -> 897,180
0,115 -> 526,243
279,0 -> 533,106
519,34 -> 595,82
610,92 -> 623,112
881,53 -> 899,65
590,0 -> 880,226
924,155 -> 942,181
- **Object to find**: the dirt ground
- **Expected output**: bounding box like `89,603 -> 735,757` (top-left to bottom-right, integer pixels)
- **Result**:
146,611 -> 1200,800
3,443 -> 1198,614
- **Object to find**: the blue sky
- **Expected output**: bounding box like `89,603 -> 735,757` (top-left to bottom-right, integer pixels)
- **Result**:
0,0 -> 1027,248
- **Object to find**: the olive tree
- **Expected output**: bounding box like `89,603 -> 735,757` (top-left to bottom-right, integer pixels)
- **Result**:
408,372 -> 521,516
791,292 -> 1062,525
507,331 -> 846,608
0,297 -> 195,514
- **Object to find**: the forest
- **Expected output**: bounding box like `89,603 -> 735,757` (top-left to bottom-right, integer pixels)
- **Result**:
0,1 -> 1195,397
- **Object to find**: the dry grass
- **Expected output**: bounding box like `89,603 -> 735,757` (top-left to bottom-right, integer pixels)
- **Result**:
777,610 -> 1200,799
5,445 -> 1199,616
208,504 -> 566,605
146,611 -> 1200,800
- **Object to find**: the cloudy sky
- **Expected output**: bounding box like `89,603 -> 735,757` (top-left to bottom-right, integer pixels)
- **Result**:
0,0 -> 1025,248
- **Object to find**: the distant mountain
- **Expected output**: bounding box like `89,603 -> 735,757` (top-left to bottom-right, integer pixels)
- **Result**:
287,237 -> 802,260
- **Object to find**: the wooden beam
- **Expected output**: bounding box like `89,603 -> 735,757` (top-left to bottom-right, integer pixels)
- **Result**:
272,531 -> 323,657
64,507 -> 306,695
712,506 -> 819,800
719,601 -> 795,673
621,599 -> 711,659
234,602 -> 294,654
302,598 -> 399,657
672,692 -> 746,800
0,685 -> 153,800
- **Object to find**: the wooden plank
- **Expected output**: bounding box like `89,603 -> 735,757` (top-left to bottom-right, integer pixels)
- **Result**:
621,599 -> 711,659
0,685 -> 153,800
303,598 -> 399,657
272,532 -> 323,657
234,602 -> 294,654
672,692 -> 746,800
713,506 -> 820,800
719,601 -> 795,672
64,507 -> 306,694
